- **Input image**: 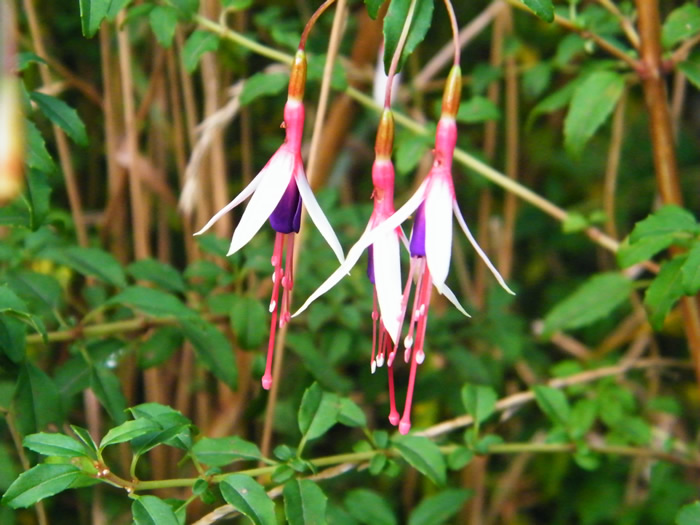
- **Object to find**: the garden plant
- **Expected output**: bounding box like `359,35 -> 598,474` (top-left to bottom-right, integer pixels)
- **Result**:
1,0 -> 700,523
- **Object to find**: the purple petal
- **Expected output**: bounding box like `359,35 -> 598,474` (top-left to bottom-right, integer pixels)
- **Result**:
409,202 -> 427,257
366,245 -> 375,284
268,179 -> 301,233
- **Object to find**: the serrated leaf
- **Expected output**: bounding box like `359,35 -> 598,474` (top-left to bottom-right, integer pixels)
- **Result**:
128,403 -> 192,451
90,365 -> 128,424
192,436 -> 261,467
533,385 -> 570,427
182,30 -> 219,73
2,464 -> 82,508
662,3 -> 700,49
220,474 -> 277,525
23,433 -> 88,458
30,92 -> 88,146
79,0 -> 111,38
676,501 -> 700,525
617,236 -> 674,268
13,362 -> 63,436
127,258 -> 185,293
132,495 -> 180,525
99,418 -> 160,449
522,0 -> 553,23
41,246 -> 126,287
344,489 -> 396,525
461,384 -> 497,424
408,489 -> 472,525
456,96 -> 501,123
149,6 -> 178,48
108,286 -> 193,317
284,479 -> 328,525
230,296 -> 267,349
170,0 -> 199,16
644,257 -> 687,330
25,119 -> 55,173
298,383 -> 339,442
629,205 -> 699,243
70,425 -> 98,454
682,243 -> 700,294
364,0 -> 384,19
542,272 -> 632,336
240,72 -> 288,106
181,320 -> 237,389
392,434 -> 446,486
564,71 -> 625,156
383,0 -> 434,74
0,317 -> 26,363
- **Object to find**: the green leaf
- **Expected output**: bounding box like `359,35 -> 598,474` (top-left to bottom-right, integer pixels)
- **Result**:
682,243 -> 700,294
181,320 -> 237,389
447,447 -> 473,470
90,365 -> 128,424
679,52 -> 700,90
17,52 -> 47,71
456,96 -> 501,123
70,425 -> 98,455
344,489 -> 396,525
395,133 -> 429,175
132,495 -> 180,525
0,317 -> 26,363
240,72 -> 289,106
644,257 -> 687,330
182,30 -> 219,73
617,236 -> 674,268
0,286 -> 47,344
192,436 -> 261,467
99,418 -> 160,449
298,383 -> 340,442
25,170 -> 52,229
533,385 -> 570,427
138,326 -> 183,369
230,296 -> 267,349
13,362 -> 63,435
108,286 -> 194,317
79,0 -> 111,38
676,501 -> 700,525
460,384 -> 497,424
383,0 -> 434,74
392,434 -> 446,486
542,272 -> 632,336
526,80 -> 578,128
564,71 -> 625,156
223,0 -> 252,9
170,0 -> 199,17
284,479 -> 328,525
662,3 -> 700,49
2,464 -> 82,508
523,62 -> 552,99
23,433 -> 88,458
629,205 -> 699,243
568,399 -> 598,439
149,6 -> 178,48
25,119 -> 55,173
42,246 -> 127,287
220,474 -> 277,525
522,0 -> 554,23
30,92 -> 88,146
337,397 -> 367,428
128,403 -> 192,451
127,258 -> 185,293
364,0 -> 384,19
408,489 -> 472,525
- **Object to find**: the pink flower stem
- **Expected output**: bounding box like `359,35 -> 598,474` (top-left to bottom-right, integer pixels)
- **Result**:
371,289 -> 379,373
387,361 -> 400,426
279,233 -> 295,328
389,259 -> 416,367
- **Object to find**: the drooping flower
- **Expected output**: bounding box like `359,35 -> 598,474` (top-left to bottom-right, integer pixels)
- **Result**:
195,49 -> 344,390
294,109 -> 404,374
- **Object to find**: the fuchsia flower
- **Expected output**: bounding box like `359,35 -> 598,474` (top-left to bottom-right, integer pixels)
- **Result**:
195,50 -> 344,390
296,66 -> 514,434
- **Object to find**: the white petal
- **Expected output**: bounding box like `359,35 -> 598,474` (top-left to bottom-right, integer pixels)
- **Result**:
424,179 -> 453,292
227,152 -> 294,256
295,169 -> 345,263
193,170 -> 264,236
437,282 -> 471,317
453,200 -> 516,295
293,182 -> 427,317
373,231 -> 403,343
